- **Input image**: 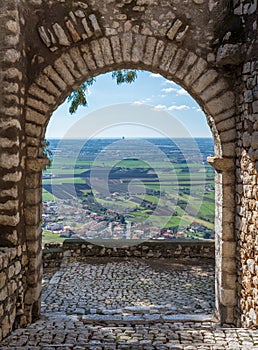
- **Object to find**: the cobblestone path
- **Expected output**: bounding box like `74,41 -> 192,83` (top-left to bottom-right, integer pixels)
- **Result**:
1,258 -> 258,349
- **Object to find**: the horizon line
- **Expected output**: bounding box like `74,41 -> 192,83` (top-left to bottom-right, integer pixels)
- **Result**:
46,136 -> 213,140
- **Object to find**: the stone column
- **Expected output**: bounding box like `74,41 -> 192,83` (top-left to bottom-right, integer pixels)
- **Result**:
208,156 -> 237,324
23,157 -> 50,322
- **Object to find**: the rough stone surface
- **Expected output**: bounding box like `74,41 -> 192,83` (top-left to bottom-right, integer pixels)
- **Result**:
0,0 -> 258,342
1,258 -> 258,349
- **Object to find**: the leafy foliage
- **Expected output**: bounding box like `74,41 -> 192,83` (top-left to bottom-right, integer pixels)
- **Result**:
67,78 -> 96,114
42,139 -> 53,168
68,70 -> 137,114
111,70 -> 137,85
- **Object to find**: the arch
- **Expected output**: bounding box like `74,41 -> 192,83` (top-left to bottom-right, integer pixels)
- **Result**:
22,32 -> 237,325
25,34 -> 236,159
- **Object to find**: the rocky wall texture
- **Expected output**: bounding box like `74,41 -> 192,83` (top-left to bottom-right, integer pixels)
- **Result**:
233,0 -> 258,329
42,240 -> 215,268
235,59 -> 258,328
0,247 -> 25,342
0,0 -> 257,341
0,0 -> 25,246
22,0 -> 237,328
0,0 -> 29,342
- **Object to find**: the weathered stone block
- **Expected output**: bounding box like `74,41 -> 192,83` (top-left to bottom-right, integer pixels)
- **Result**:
216,43 -> 244,66
0,287 -> 8,302
0,152 -> 20,169
221,288 -> 237,306
121,32 -> 133,62
110,36 -> 122,64
24,206 -> 40,226
253,101 -> 258,114
25,188 -> 41,206
222,258 -> 236,273
0,213 -> 20,226
184,58 -> 207,86
99,37 -> 114,66
29,84 -> 55,105
54,58 -> 75,86
251,131 -> 258,149
132,34 -> 146,63
24,284 -> 42,304
143,36 -> 157,66
80,43 -> 97,71
43,65 -> 67,91
0,272 -> 6,289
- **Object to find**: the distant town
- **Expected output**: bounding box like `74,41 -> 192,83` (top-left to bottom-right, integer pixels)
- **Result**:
42,138 -> 215,243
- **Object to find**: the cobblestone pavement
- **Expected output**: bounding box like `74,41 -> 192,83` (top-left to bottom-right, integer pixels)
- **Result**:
2,258 -> 258,349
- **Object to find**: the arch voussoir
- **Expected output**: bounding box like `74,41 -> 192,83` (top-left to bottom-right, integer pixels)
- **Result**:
80,43 -> 98,71
176,51 -> 198,81
121,32 -> 133,63
143,36 -> 157,66
29,84 -> 56,105
99,37 -> 115,66
110,36 -> 123,64
157,42 -> 177,72
200,79 -> 229,103
206,92 -> 235,117
61,52 -> 83,80
26,97 -> 51,115
43,65 -> 68,92
69,47 -> 89,76
36,74 -> 61,98
152,40 -> 166,68
54,57 -> 76,86
131,34 -> 147,64
192,69 -> 220,94
183,57 -> 208,86
90,40 -> 105,69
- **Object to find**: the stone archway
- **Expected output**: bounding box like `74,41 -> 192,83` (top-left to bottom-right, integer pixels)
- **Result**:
23,29 -> 237,325
3,0 -> 258,339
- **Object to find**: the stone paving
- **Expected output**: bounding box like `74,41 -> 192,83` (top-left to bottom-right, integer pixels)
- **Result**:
1,258 -> 258,349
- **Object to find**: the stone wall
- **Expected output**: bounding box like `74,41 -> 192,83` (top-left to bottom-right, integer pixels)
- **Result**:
235,59 -> 258,328
0,0 -> 29,341
232,0 -> 258,328
0,0 -> 258,341
43,240 -> 215,268
0,248 -> 24,342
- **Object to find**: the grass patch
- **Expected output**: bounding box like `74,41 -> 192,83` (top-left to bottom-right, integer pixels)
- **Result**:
42,230 -> 66,244
42,189 -> 56,201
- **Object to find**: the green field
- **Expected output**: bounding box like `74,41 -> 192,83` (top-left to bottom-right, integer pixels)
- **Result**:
42,148 -> 215,242
42,231 -> 66,244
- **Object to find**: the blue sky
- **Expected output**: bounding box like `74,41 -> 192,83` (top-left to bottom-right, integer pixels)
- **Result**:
46,71 -> 212,139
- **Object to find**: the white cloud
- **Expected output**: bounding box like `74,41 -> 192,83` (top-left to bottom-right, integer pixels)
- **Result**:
162,87 -> 178,94
152,104 -> 190,112
162,80 -> 178,85
132,101 -> 144,106
150,73 -> 162,78
168,105 -> 190,111
153,104 -> 167,111
132,97 -> 152,106
162,87 -> 189,96
177,88 -> 188,96
192,106 -> 202,112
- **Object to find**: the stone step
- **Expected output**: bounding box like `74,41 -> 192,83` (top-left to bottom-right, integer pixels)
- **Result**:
44,311 -> 214,324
